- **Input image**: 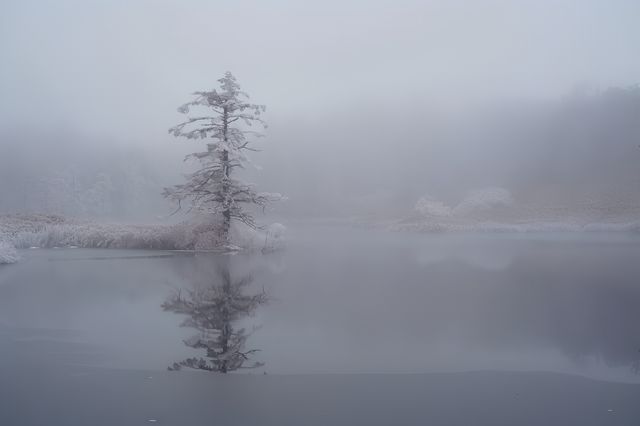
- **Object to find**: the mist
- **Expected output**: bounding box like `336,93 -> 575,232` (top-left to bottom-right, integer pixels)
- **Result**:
2,0 -> 640,221
2,2 -> 640,425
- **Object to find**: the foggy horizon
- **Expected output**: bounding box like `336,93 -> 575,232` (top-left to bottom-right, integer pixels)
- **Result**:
3,0 -> 640,131
3,0 -> 640,222
2,2 -> 640,425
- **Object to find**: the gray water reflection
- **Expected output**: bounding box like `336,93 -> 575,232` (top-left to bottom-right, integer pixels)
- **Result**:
0,229 -> 639,382
162,257 -> 267,372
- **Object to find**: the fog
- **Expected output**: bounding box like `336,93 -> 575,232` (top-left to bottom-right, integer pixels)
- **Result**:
2,0 -> 640,220
3,3 -> 640,424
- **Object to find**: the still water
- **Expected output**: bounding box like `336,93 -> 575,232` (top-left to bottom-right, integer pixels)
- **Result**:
1,226 -> 639,382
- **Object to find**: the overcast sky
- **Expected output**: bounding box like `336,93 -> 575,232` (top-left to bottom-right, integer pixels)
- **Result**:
1,0 -> 639,146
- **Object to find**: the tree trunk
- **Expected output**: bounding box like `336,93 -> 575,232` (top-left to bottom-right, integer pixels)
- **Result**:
220,322 -> 230,373
221,149 -> 231,243
221,107 -> 231,244
219,278 -> 231,373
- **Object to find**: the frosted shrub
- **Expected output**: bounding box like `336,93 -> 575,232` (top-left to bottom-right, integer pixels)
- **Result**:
415,196 -> 452,217
0,240 -> 19,264
1,214 -> 285,259
453,187 -> 513,216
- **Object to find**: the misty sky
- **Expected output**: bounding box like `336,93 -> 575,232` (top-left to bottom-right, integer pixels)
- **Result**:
1,0 -> 640,219
2,0 -> 639,143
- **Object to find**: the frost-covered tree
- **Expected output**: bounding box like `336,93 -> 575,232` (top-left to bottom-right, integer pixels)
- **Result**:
164,72 -> 281,243
162,262 -> 267,373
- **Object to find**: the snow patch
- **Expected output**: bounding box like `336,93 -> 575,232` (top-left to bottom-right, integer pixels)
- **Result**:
0,239 -> 19,264
452,187 -> 513,216
392,220 -> 640,233
415,187 -> 512,218
415,196 -> 452,217
0,214 -> 287,262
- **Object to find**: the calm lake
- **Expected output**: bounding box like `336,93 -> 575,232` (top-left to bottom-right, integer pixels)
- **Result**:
2,225 -> 640,425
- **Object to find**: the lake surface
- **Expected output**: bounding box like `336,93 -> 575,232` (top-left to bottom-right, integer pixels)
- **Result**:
1,226 -> 640,424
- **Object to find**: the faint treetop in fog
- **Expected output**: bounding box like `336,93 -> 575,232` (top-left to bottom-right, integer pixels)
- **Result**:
163,72 -> 282,244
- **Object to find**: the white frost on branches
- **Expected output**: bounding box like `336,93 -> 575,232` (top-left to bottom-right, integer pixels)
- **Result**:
164,72 -> 282,240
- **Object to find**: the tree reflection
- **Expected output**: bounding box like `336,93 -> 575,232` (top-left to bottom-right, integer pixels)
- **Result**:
162,258 -> 267,373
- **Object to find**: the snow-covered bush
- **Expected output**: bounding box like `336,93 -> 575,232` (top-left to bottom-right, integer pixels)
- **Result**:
414,196 -> 452,217
9,222 -> 190,250
229,222 -> 287,253
414,188 -> 512,218
0,214 -> 189,251
0,214 -> 285,261
0,240 -> 19,264
452,187 -> 513,216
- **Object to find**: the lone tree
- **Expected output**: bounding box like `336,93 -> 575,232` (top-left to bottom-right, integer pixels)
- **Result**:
162,262 -> 267,373
164,72 -> 280,243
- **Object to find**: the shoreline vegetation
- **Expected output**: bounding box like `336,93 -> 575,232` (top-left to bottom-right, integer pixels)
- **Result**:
0,214 -> 286,264
2,207 -> 640,265
366,187 -> 640,234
